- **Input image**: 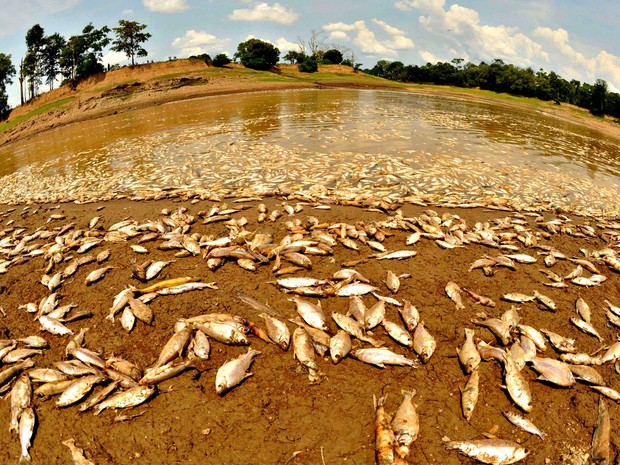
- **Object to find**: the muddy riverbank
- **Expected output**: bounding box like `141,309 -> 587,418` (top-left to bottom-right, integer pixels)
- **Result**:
0,193 -> 619,464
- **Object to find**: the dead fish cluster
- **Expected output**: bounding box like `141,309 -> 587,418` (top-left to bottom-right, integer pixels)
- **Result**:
1,194 -> 620,464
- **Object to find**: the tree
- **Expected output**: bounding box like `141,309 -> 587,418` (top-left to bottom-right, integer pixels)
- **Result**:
60,23 -> 110,82
234,39 -> 279,70
212,53 -> 231,67
25,24 -> 45,99
299,56 -> 318,73
41,33 -> 65,90
0,53 -> 16,115
590,79 -> 607,116
283,50 -> 305,64
111,20 -> 151,67
322,49 -> 343,65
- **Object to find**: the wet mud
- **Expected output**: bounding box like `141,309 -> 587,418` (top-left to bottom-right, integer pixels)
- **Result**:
0,196 -> 619,464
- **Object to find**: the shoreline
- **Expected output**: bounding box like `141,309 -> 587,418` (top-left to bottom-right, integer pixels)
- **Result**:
2,62 -> 619,147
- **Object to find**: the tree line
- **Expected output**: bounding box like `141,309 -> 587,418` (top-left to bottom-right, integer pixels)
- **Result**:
0,20 -> 151,115
366,58 -> 620,119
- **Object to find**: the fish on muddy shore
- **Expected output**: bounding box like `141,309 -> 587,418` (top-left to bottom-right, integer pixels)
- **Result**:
215,348 -> 261,395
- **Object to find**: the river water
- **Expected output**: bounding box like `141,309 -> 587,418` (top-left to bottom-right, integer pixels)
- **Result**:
0,89 -> 619,213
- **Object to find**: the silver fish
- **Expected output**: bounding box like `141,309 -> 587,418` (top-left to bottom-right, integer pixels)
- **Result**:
503,411 -> 546,439
503,353 -> 532,412
446,439 -> 529,465
530,357 -> 575,387
461,369 -> 479,422
392,389 -> 419,459
569,317 -> 603,342
592,396 -> 610,464
382,318 -> 413,348
292,298 -> 328,331
364,300 -> 386,330
457,328 -> 481,374
399,300 -> 420,331
94,385 -> 156,415
445,281 -> 465,310
331,312 -> 383,347
215,348 -> 261,395
57,375 -> 105,407
194,322 -> 249,345
84,266 -> 113,285
329,330 -> 352,364
10,374 -> 31,433
19,407 -> 36,463
351,347 -> 417,368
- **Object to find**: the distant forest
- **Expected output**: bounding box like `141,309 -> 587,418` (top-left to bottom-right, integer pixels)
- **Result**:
365,58 -> 620,119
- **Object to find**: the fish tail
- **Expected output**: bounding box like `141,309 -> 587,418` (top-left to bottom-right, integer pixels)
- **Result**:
19,453 -> 31,463
400,389 -> 416,399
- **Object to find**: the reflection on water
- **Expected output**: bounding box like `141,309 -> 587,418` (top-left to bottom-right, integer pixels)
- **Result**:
0,89 -> 619,211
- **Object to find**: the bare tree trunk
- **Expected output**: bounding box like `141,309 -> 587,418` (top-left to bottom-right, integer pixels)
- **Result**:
19,59 -> 24,105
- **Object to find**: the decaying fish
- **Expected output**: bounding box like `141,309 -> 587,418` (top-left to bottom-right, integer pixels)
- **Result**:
457,328 -> 481,374
352,347 -> 417,368
195,322 -> 249,345
503,353 -> 532,412
575,297 -> 591,323
84,266 -> 113,285
413,322 -> 436,363
399,300 -> 419,332
57,375 -> 105,407
259,313 -> 290,351
94,385 -> 156,415
503,411 -> 546,439
365,300 -> 386,330
19,407 -> 36,463
461,369 -> 479,422
445,282 -> 465,310
140,360 -> 195,386
446,438 -> 529,464
374,394 -> 395,465
292,298 -> 328,331
569,317 -> 603,342
10,374 -> 32,433
331,312 -> 383,347
392,389 -> 419,459
384,271 -> 400,294
153,328 -> 192,368
330,330 -> 352,364
383,318 -> 413,348
530,357 -> 575,387
463,288 -> 496,308
62,438 -> 96,465
215,348 -> 261,395
292,327 -> 319,372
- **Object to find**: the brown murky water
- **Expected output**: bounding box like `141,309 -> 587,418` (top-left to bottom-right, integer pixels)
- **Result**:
0,89 -> 619,210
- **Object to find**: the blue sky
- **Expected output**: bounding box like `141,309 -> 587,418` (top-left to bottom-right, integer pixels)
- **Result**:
1,0 -> 619,108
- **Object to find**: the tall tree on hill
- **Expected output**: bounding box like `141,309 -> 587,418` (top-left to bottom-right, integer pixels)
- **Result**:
111,20 -> 151,67
0,53 -> 16,115
41,33 -> 65,90
60,23 -> 110,82
24,24 -> 46,99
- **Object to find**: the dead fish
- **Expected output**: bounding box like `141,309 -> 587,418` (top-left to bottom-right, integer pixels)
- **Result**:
335,283 -> 379,297
461,369 -> 479,422
276,277 -> 328,289
457,328 -> 481,374
84,266 -> 113,285
34,379 -> 75,397
140,360 -> 195,385
69,347 -> 106,370
392,389 -> 419,459
473,318 -> 511,346
383,318 -> 413,348
569,365 -> 606,386
375,250 -> 417,260
604,299 -> 620,316
503,353 -> 533,412
502,293 -> 535,303
348,295 -> 366,323
215,348 -> 261,395
329,330 -> 352,364
413,321 -> 436,364
560,353 -> 602,365
128,298 -> 153,325
445,282 -> 465,310
121,308 -> 135,332
39,315 -> 73,336
19,407 -> 36,463
469,257 -> 497,272
3,348 -> 42,364
153,329 -> 192,368
145,260 -> 173,280
532,290 -> 556,312
94,385 -> 156,415
10,374 -> 31,433
591,396 -> 610,464
155,282 -> 217,295
28,368 -> 68,383
57,375 -> 105,407
106,288 -> 133,321
78,381 -> 120,413
406,231 -> 421,245
62,438 -> 96,465
540,329 -> 576,354
292,298 -> 328,331
503,253 -> 536,264
575,298 -> 591,323
601,341 -> 620,364
591,386 -> 620,403
569,317 -> 603,342
331,312 -> 383,347
292,327 -> 319,371
374,394 -> 395,465
365,300 -> 386,330
399,300 -> 420,332
384,271 -> 400,294
517,325 -> 547,351
463,288 -> 496,308
502,411 -> 546,439
259,313 -> 290,351
351,347 -> 417,368
445,439 -> 529,464
530,357 -> 575,387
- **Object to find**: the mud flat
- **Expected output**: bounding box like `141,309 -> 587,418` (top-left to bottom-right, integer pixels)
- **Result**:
0,190 -> 619,464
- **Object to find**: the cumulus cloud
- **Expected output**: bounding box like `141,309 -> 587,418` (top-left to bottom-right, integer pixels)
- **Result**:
534,27 -> 620,91
398,0 -> 548,67
229,2 -> 298,25
419,50 -> 440,63
322,19 -> 414,57
142,0 -> 188,13
172,30 -> 230,57
274,37 -> 299,53
102,50 -> 128,67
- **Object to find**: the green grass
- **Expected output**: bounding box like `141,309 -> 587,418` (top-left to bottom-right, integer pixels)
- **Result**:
0,97 -> 75,133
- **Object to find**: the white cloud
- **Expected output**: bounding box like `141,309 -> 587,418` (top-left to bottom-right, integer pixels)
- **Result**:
534,27 -> 620,91
172,30 -> 230,57
274,37 -> 299,53
404,0 -> 548,67
121,9 -> 134,16
142,0 -> 188,13
419,50 -> 439,63
102,51 -> 129,67
229,2 -> 298,25
327,31 -> 350,42
322,19 -> 414,57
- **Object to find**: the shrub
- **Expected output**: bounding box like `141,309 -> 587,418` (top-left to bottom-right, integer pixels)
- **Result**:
299,56 -> 318,73
212,53 -> 231,67
234,39 -> 279,70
